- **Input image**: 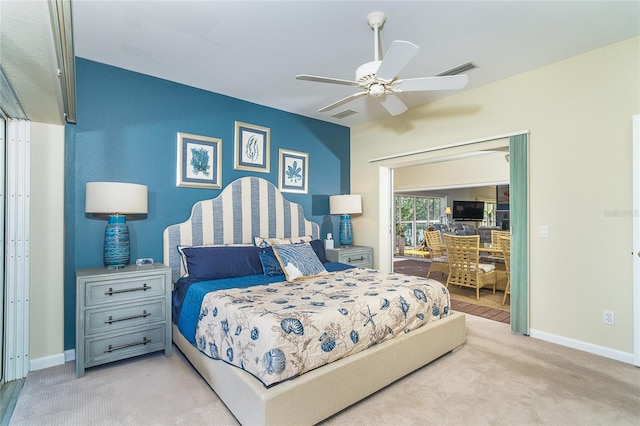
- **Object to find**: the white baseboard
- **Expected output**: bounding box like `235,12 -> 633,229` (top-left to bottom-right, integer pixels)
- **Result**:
29,353 -> 64,371
529,328 -> 634,365
32,335 -> 633,372
65,349 -> 76,362
29,349 -> 75,372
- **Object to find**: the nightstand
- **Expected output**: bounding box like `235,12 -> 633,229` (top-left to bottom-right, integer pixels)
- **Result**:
75,263 -> 172,378
325,246 -> 373,268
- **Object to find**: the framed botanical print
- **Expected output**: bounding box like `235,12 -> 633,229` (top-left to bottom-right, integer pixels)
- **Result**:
234,121 -> 270,173
278,148 -> 308,194
176,132 -> 222,189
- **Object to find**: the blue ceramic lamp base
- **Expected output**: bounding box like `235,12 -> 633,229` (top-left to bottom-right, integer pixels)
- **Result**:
104,214 -> 130,269
338,214 -> 353,247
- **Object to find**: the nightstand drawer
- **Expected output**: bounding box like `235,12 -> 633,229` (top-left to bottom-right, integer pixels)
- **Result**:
340,249 -> 372,267
85,275 -> 165,307
84,324 -> 167,367
326,246 -> 373,268
84,299 -> 167,336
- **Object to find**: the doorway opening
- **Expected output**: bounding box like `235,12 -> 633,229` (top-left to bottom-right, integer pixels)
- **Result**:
392,179 -> 511,324
373,131 -> 529,335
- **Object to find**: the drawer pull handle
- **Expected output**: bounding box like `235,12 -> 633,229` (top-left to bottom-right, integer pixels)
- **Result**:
347,256 -> 365,263
105,337 -> 151,353
105,283 -> 150,295
106,310 -> 150,324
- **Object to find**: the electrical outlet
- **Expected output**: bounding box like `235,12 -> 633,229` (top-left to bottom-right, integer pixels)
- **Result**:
603,310 -> 615,325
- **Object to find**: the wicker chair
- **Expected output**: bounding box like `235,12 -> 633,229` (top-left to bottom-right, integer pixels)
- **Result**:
424,230 -> 449,279
443,234 -> 497,300
481,229 -> 510,264
491,230 -> 511,254
501,236 -> 511,305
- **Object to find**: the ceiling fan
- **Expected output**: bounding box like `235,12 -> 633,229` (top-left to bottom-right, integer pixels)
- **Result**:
296,11 -> 469,116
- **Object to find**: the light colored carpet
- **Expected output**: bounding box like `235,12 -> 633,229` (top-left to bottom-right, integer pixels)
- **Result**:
10,315 -> 640,425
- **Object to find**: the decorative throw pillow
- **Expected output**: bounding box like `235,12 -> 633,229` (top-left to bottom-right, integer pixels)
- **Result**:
258,249 -> 284,277
289,235 -> 314,244
253,235 -> 313,248
271,243 -> 329,282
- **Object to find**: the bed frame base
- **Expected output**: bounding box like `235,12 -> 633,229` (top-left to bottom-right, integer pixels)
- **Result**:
173,311 -> 466,425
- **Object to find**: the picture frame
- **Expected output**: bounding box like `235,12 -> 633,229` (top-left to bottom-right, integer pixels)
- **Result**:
278,148 -> 308,194
234,121 -> 270,173
496,184 -> 510,210
176,132 -> 222,189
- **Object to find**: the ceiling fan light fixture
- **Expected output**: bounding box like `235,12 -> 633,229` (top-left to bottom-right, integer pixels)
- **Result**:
369,83 -> 385,97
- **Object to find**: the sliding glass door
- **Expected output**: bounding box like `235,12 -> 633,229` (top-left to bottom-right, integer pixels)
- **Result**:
395,195 -> 444,247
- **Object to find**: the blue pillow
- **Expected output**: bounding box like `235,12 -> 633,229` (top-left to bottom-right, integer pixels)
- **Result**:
259,249 -> 284,277
272,243 -> 329,282
309,239 -> 328,263
180,246 -> 263,281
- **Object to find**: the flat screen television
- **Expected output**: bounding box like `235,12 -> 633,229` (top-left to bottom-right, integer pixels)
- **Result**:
452,200 -> 485,220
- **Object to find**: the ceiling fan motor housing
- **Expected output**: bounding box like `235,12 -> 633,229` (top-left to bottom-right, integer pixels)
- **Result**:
355,61 -> 382,86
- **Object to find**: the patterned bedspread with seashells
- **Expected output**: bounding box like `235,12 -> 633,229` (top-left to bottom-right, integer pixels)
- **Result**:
193,267 -> 451,387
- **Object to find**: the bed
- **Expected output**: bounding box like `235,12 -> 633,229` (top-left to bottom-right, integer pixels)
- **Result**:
163,176 -> 466,425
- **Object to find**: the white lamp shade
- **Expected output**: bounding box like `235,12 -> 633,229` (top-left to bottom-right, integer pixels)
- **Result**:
85,182 -> 148,214
444,206 -> 452,215
329,194 -> 362,215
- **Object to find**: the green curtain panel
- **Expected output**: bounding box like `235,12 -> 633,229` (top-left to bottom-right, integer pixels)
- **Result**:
509,134 -> 529,334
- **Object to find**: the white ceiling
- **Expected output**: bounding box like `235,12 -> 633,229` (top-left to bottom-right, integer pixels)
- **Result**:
2,1 -> 639,127
1,0 -> 64,123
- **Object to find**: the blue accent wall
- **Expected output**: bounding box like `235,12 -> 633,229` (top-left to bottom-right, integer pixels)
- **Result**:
64,58 -> 350,349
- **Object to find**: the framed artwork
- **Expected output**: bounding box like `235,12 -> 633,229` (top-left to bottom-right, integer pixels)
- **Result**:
278,148 -> 308,194
176,132 -> 222,189
234,121 -> 270,173
496,184 -> 510,210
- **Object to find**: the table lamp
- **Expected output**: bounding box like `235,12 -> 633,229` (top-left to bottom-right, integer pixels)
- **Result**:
444,206 -> 452,227
329,194 -> 362,248
85,182 -> 148,269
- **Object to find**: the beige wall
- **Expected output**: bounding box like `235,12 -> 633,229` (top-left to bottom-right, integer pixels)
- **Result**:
29,122 -> 65,360
351,37 -> 639,355
394,153 -> 509,191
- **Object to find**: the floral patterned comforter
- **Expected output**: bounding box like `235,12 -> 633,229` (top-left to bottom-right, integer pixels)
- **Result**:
194,268 -> 451,387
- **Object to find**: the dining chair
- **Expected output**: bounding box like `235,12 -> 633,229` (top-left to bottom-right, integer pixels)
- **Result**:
500,236 -> 511,305
491,230 -> 511,254
481,229 -> 510,264
444,234 -> 497,300
424,230 -> 449,279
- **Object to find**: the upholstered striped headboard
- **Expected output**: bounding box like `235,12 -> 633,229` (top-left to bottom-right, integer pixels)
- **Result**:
163,176 -> 320,283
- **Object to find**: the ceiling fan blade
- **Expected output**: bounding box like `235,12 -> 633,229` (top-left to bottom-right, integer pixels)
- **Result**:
375,40 -> 419,82
296,74 -> 360,87
318,91 -> 368,112
379,94 -> 408,116
394,75 -> 469,92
